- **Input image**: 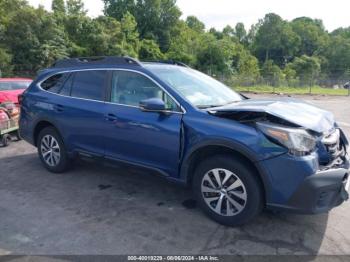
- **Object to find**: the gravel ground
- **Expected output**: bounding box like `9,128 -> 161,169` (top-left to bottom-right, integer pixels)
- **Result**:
0,94 -> 349,258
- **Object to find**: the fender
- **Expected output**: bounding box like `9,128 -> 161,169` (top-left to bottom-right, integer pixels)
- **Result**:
178,138 -> 273,202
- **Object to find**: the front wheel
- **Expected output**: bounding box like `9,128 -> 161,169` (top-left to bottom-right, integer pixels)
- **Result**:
37,127 -> 70,173
193,155 -> 263,226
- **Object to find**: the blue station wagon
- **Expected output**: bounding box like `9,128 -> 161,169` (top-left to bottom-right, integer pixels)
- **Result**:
19,56 -> 350,226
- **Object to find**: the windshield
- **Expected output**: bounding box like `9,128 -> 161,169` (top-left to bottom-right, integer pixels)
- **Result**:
0,81 -> 31,91
145,65 -> 242,108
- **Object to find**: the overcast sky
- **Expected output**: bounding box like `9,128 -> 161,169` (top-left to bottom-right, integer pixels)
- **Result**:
28,0 -> 350,32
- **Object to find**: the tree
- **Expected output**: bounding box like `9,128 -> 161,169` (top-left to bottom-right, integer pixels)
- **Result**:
166,21 -> 200,65
186,16 -> 205,33
66,0 -> 87,16
139,39 -> 165,60
261,60 -> 285,86
332,27 -> 350,39
197,36 -> 238,76
222,25 -> 234,37
52,0 -> 65,15
103,0 -> 136,20
252,13 -> 300,66
291,17 -> 329,56
286,55 -> 321,85
0,48 -> 12,77
323,36 -> 350,80
235,23 -> 247,44
5,6 -> 69,74
103,0 -> 181,51
120,11 -> 140,57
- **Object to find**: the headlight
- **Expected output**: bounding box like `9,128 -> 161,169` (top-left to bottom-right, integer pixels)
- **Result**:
257,122 -> 316,156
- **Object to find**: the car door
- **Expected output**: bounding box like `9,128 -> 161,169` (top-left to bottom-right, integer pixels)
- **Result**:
103,70 -> 183,177
56,70 -> 108,156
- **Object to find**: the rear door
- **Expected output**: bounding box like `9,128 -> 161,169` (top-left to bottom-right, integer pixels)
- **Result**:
103,70 -> 183,176
54,70 -> 108,156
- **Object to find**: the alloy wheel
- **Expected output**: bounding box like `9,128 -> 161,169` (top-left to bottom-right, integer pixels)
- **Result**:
40,135 -> 61,167
201,168 -> 247,216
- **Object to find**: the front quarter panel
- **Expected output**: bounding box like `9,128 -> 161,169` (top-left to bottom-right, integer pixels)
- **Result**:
178,112 -> 288,201
182,112 -> 287,162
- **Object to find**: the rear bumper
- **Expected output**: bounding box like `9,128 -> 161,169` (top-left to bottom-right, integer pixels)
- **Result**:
267,166 -> 349,214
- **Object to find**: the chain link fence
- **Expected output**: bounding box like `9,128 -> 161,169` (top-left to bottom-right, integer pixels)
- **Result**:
219,76 -> 350,96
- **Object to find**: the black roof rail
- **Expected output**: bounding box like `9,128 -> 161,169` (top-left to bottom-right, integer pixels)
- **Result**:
51,56 -> 142,68
148,60 -> 190,68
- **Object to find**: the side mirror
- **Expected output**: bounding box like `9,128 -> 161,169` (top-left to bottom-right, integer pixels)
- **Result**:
139,98 -> 166,112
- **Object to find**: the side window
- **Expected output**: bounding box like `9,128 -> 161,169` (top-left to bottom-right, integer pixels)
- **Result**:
111,71 -> 180,111
71,70 -> 107,101
60,74 -> 73,96
41,73 -> 69,94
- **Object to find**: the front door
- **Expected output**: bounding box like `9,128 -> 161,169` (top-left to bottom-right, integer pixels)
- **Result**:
104,70 -> 183,177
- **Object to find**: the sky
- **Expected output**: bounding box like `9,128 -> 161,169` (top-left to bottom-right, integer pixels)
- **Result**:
27,0 -> 350,32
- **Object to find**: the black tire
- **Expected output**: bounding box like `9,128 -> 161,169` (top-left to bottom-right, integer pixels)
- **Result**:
1,134 -> 11,147
192,155 -> 263,227
37,126 -> 70,173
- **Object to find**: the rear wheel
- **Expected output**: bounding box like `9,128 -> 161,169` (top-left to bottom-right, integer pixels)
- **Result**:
193,155 -> 263,226
37,127 -> 70,173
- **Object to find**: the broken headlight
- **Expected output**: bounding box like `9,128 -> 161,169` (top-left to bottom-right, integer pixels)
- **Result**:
257,122 -> 317,156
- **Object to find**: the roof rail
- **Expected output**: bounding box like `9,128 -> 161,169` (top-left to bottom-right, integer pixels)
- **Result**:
51,56 -> 142,68
149,60 -> 190,68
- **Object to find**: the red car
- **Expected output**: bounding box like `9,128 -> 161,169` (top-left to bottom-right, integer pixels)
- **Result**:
0,78 -> 32,104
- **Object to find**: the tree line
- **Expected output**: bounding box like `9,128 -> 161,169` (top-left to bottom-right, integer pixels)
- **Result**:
0,0 -> 350,87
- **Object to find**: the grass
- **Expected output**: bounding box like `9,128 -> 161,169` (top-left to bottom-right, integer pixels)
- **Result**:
232,85 -> 350,96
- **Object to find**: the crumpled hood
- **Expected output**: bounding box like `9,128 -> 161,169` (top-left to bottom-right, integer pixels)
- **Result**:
209,98 -> 335,133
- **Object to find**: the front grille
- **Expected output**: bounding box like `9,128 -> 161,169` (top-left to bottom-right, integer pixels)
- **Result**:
321,129 -> 346,169
323,129 -> 341,158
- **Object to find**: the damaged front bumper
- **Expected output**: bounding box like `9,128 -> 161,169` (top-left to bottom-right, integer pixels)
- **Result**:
262,129 -> 350,214
268,164 -> 349,214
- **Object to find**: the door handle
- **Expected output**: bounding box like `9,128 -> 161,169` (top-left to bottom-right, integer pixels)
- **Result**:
54,104 -> 64,112
105,113 -> 118,121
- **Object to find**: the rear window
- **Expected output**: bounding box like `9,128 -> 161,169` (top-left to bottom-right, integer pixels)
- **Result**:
70,70 -> 107,101
41,74 -> 70,94
0,81 -> 31,91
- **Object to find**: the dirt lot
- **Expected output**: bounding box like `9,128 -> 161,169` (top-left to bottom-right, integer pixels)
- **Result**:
0,94 -> 349,257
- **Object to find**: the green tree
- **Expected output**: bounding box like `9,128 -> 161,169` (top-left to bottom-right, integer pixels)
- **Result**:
139,39 -> 165,60
261,60 -> 285,86
5,6 -> 68,74
186,16 -> 205,33
323,36 -> 350,79
222,25 -> 235,38
103,0 -> 181,52
66,0 -> 87,16
120,11 -> 140,57
166,21 -> 200,65
252,13 -> 300,66
332,27 -> 350,39
235,23 -> 247,44
287,55 -> 321,85
52,0 -> 65,15
197,36 -> 237,76
0,48 -> 12,77
291,17 -> 329,56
